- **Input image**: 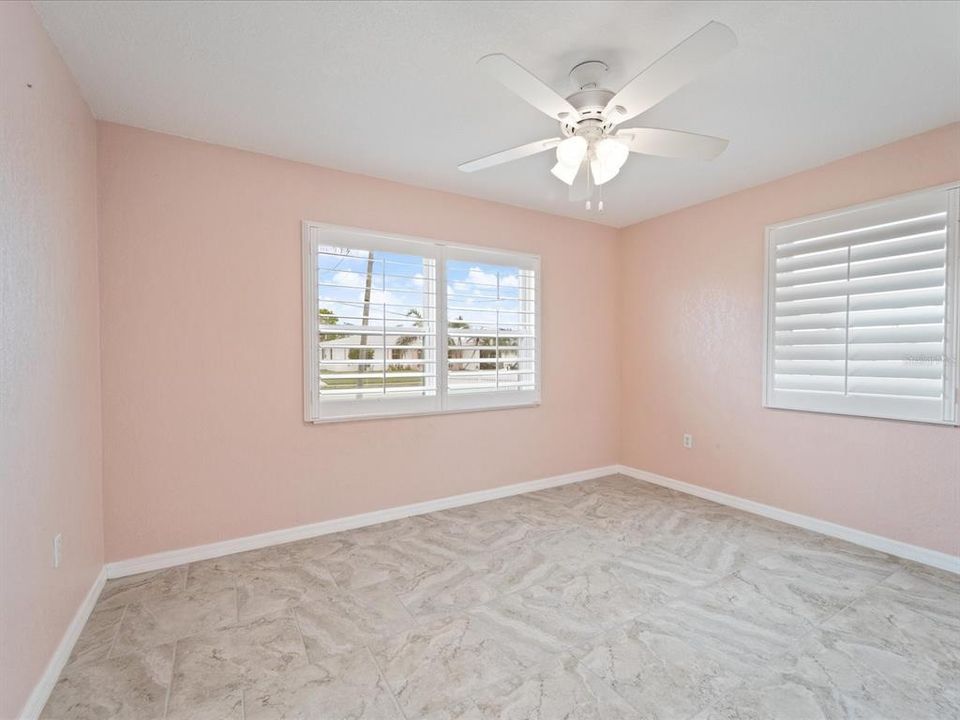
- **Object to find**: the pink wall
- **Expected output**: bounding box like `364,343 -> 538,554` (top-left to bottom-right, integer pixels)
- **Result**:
0,2 -> 104,717
619,123 -> 960,556
6,6 -> 957,713
97,122 -> 621,562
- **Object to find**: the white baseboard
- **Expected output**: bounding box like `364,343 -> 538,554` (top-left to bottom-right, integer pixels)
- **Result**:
106,465 -> 621,579
106,461 -> 959,579
19,566 -> 107,720
22,462 -> 954,719
618,465 -> 960,574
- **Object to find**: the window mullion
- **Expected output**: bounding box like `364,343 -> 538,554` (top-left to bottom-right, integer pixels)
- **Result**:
843,244 -> 851,396
437,246 -> 449,409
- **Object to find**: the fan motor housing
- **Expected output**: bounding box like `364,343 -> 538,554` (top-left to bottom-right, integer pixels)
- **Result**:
561,58 -> 616,136
561,88 -> 616,137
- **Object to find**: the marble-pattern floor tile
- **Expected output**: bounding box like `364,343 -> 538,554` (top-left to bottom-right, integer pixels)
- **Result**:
97,567 -> 187,610
819,590 -> 960,680
164,692 -> 243,720
647,575 -> 813,676
65,604 -> 125,668
41,644 -> 173,720
323,539 -> 449,591
780,534 -> 903,580
335,514 -> 435,547
463,543 -> 564,596
873,561 -> 960,629
187,540 -> 345,595
694,623 -> 960,720
371,613 -> 538,717
417,699 -> 485,720
111,586 -> 237,656
186,545 -> 306,592
235,563 -> 338,622
528,526 -> 630,565
243,647 -> 403,720
166,614 -> 308,713
578,617 -> 745,719
41,474 -> 957,720
392,560 -> 497,618
293,582 -> 414,660
599,498 -> 700,543
471,563 -> 648,656
730,552 -> 888,625
604,546 -> 724,606
472,654 -> 638,720
682,504 -> 819,554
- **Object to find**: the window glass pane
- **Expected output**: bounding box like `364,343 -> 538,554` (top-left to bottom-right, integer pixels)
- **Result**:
445,259 -> 537,394
317,245 -> 437,399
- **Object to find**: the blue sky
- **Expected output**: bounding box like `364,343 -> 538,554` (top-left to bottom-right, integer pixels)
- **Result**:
316,246 -> 531,332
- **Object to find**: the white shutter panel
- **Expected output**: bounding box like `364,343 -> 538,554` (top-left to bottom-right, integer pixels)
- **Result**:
303,224 -> 441,421
443,247 -> 540,412
765,186 -> 959,425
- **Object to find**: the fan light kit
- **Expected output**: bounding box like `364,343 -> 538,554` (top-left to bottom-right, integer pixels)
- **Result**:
458,22 -> 737,212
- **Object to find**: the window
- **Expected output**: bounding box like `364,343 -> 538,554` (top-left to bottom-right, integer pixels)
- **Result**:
763,184 -> 959,425
303,223 -> 540,422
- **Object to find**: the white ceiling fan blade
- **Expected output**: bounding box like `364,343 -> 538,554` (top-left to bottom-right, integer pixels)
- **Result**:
478,54 -> 581,123
604,21 -> 737,125
458,137 -> 561,172
616,127 -> 729,160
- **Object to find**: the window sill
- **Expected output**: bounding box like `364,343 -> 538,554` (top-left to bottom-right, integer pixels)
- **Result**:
762,399 -> 959,427
306,399 -> 541,425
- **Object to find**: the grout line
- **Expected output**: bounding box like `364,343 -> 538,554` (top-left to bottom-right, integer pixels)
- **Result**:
161,641 -> 178,720
290,607 -> 310,660
105,604 -> 129,660
689,572 -> 902,720
363,643 -> 409,720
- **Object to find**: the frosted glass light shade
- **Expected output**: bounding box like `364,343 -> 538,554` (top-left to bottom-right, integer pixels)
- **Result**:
590,138 -> 629,185
551,161 -> 580,185
555,136 -> 588,167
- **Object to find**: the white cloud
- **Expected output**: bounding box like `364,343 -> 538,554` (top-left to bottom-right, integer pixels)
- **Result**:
465,267 -> 519,288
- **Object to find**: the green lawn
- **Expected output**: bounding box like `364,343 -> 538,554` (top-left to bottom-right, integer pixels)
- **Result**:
320,373 -> 425,388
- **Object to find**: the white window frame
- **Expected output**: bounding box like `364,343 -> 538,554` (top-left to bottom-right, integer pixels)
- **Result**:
762,182 -> 960,426
303,222 -> 541,423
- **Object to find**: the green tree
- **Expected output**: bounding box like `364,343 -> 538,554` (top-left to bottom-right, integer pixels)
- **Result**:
317,308 -> 344,342
448,315 -> 472,371
396,309 -> 424,350
391,309 -> 424,375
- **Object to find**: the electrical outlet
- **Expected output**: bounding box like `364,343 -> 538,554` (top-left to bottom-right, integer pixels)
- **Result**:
53,533 -> 62,568
682,433 -> 694,449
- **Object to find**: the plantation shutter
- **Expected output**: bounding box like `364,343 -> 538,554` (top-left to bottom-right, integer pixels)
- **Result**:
303,222 -> 541,422
303,224 -> 442,421
443,246 -> 540,412
765,186 -> 959,425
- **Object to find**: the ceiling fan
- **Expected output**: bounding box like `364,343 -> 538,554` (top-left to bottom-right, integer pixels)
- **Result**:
458,21 -> 737,210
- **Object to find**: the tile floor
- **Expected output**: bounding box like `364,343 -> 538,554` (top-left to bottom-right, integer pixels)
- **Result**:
41,475 -> 960,719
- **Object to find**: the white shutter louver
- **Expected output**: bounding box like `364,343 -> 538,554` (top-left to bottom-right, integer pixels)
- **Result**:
764,185 -> 959,425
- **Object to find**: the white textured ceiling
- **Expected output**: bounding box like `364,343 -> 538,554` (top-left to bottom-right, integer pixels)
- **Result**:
34,0 -> 960,227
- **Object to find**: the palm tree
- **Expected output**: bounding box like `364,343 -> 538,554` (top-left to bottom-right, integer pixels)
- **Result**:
357,250 -> 375,387
395,309 -> 424,354
448,315 -> 472,372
